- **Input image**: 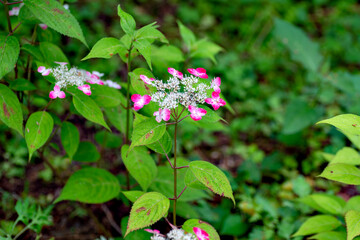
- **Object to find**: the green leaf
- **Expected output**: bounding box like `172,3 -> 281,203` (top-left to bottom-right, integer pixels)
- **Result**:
182,219 -> 220,240
0,84 -> 23,136
39,42 -> 69,65
61,121 -> 80,159
317,114 -> 360,137
82,37 -> 125,60
104,106 -> 131,134
21,44 -> 44,61
283,98 -> 319,134
135,22 -> 168,44
0,35 -> 20,79
72,91 -> 110,131
220,215 -> 248,237
130,68 -> 157,96
299,194 -> 345,215
9,78 -> 37,91
274,18 -> 323,71
72,141 -> 100,162
185,169 -> 208,190
319,163 -> 360,185
190,39 -> 223,63
134,39 -> 152,70
346,210 -> 360,240
331,147 -> 360,165
23,0 -> 87,47
117,5 -> 136,36
151,45 -> 185,66
121,217 -> 152,240
122,191 -> 145,203
121,145 -> 157,191
55,167 -> 120,204
345,196 -> 360,212
292,175 -> 312,197
150,165 -> 209,202
128,118 -> 166,154
25,111 -> 54,160
293,215 -> 342,237
177,21 -> 196,49
189,160 -> 235,204
125,192 -> 170,236
309,231 -> 347,240
95,130 -> 122,149
147,131 -> 172,154
90,84 -> 124,108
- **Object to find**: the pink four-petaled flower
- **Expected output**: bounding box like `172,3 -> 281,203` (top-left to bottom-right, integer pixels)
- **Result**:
54,61 -> 67,66
78,84 -> 92,95
39,24 -> 48,30
86,71 -> 104,85
9,7 -> 20,16
205,92 -> 226,110
49,85 -> 65,99
212,77 -> 221,93
188,105 -> 207,121
193,227 -> 209,240
168,68 -> 183,79
37,66 -> 51,76
153,108 -> 171,122
187,68 -> 208,79
144,229 -> 161,234
140,75 -> 155,84
131,94 -> 151,111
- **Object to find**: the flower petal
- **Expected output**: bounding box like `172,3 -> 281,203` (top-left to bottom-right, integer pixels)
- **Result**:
162,108 -> 171,121
58,91 -> 66,99
131,94 -> 142,103
143,95 -> 152,104
42,69 -> 51,76
49,91 -> 57,99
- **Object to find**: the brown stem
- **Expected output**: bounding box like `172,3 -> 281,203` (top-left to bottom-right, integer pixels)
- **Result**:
101,204 -> 122,235
6,1 -> 23,5
173,121 -> 178,225
169,186 -> 187,200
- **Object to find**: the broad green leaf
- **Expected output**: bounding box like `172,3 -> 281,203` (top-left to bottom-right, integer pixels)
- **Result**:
292,175 -> 312,197
150,165 -> 209,202
151,45 -> 185,67
185,169 -> 208,190
72,91 -> 110,131
117,5 -> 136,36
182,219 -> 220,240
55,167 -> 120,204
122,191 -> 145,203
293,215 -> 342,237
283,98 -> 319,134
0,35 -> 20,79
21,44 -> 44,61
82,37 -> 125,60
125,192 -> 170,236
0,84 -> 23,136
23,0 -> 87,46
299,194 -> 345,215
345,196 -> 360,212
25,111 -> 54,159
9,78 -> 37,91
319,163 -> 360,185
189,160 -> 235,204
134,39 -> 152,70
95,130 -> 122,149
90,85 -> 123,108
274,18 -> 323,71
177,21 -> 196,49
104,106 -> 132,134
309,231 -> 347,240
190,39 -> 223,63
121,217 -> 152,240
39,42 -> 69,65
61,121 -> 79,159
147,131 -> 172,154
135,22 -> 168,44
317,114 -> 360,137
128,118 -> 166,154
175,201 -> 200,219
346,210 -> 360,240
72,141 -> 100,162
19,5 -> 38,24
220,215 -> 248,237
331,147 -> 360,165
121,145 -> 157,191
130,68 -> 157,95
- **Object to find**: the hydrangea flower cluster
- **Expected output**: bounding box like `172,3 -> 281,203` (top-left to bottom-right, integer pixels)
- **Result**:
145,227 -> 209,240
37,62 -> 121,99
131,67 -> 225,122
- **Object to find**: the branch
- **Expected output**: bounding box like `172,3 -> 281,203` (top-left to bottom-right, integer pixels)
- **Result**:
157,140 -> 174,168
6,1 -> 23,5
169,186 -> 187,200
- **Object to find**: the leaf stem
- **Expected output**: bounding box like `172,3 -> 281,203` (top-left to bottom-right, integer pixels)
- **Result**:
125,42 -> 134,144
169,186 -> 187,200
173,120 -> 178,225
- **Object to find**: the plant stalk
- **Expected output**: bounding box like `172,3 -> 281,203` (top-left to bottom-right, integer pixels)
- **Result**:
173,120 -> 178,225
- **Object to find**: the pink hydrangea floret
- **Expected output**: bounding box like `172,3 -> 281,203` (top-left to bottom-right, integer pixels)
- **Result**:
49,85 -> 65,99
212,77 -> 221,93
9,7 -> 20,16
193,227 -> 209,240
37,66 -> 51,76
78,84 -> 91,95
168,68 -> 183,79
144,229 -> 161,234
131,94 -> 151,111
39,24 -> 48,30
187,68 -> 208,79
86,71 -> 104,85
54,61 -> 68,66
205,92 -> 226,110
140,75 -> 155,84
153,108 -> 171,122
188,105 -> 207,121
